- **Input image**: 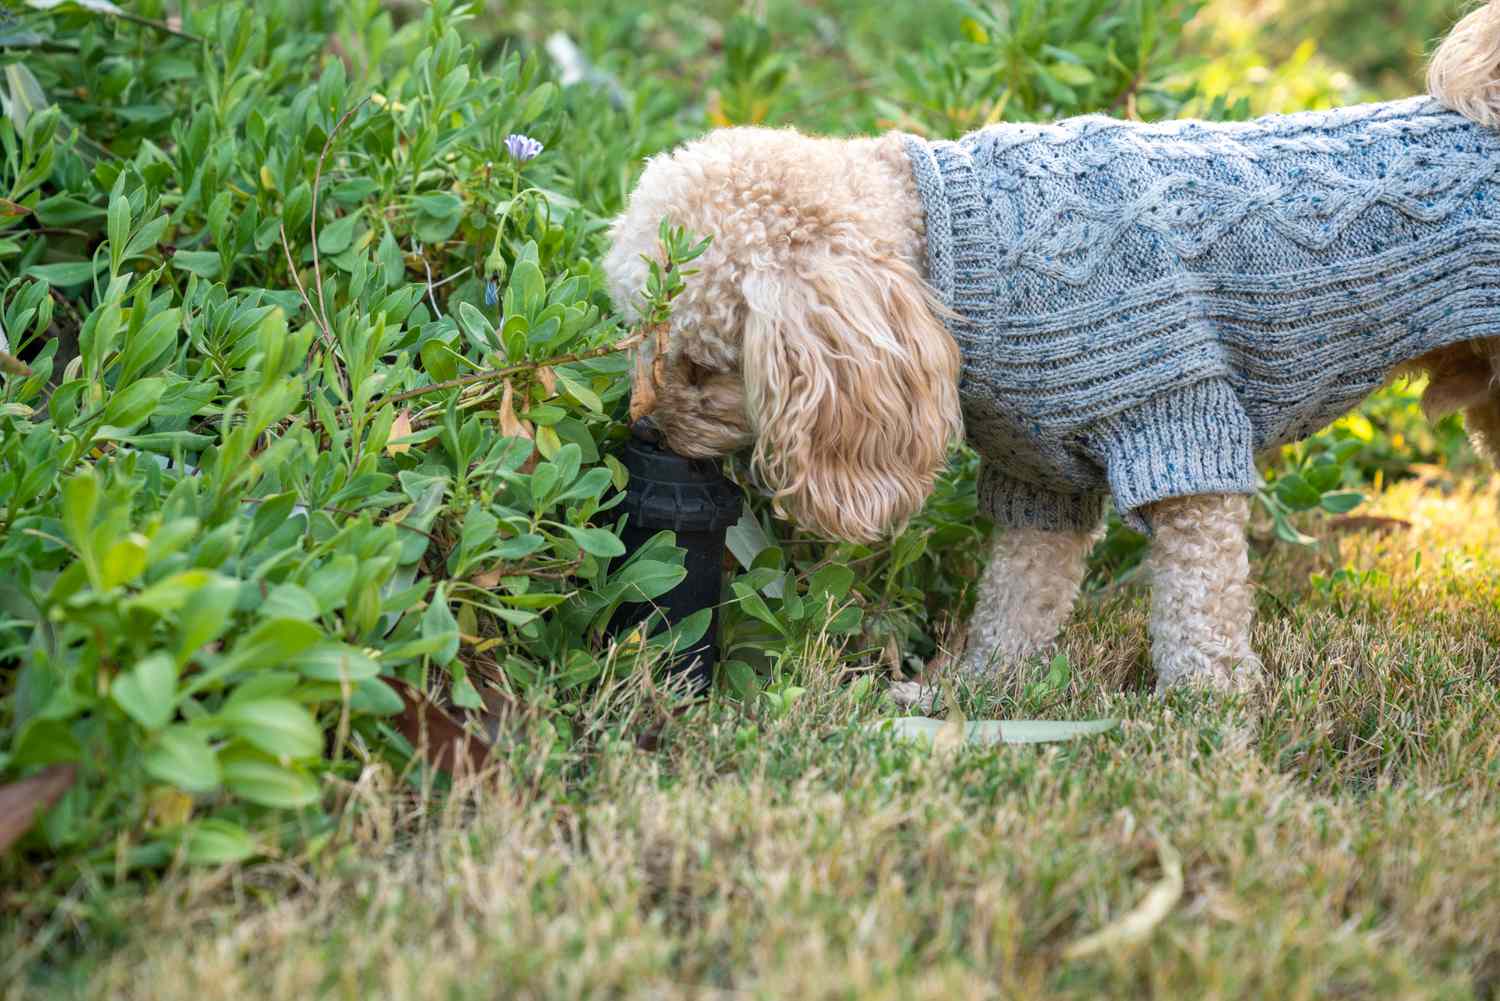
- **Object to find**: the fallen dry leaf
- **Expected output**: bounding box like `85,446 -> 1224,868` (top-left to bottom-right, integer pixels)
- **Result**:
499,378 -> 537,472
536,365 -> 558,396
470,569 -> 503,589
498,379 -> 533,442
1063,832 -> 1183,959
386,408 -> 414,456
0,764 -> 76,855
388,678 -> 490,777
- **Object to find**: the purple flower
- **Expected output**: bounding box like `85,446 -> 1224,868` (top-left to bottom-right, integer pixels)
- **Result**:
484,279 -> 499,307
505,133 -> 544,163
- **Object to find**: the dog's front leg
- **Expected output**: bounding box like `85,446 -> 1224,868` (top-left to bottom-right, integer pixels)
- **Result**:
1146,494 -> 1263,694
958,526 -> 1097,676
889,526 -> 1094,710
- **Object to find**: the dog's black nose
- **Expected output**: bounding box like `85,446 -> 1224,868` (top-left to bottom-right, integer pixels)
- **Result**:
630,416 -> 663,445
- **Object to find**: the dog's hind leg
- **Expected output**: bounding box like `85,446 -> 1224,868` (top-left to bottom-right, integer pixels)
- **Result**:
1465,396 -> 1500,464
1146,493 -> 1263,695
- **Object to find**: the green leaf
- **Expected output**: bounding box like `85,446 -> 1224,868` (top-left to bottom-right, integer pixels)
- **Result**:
808,564 -> 855,603
421,583 -> 460,665
296,643 -> 381,682
11,718 -> 80,767
1320,491 -> 1365,514
218,698 -> 323,761
722,659 -> 761,699
316,212 -> 358,255
450,669 -> 483,709
1271,510 -> 1317,546
612,559 -> 687,602
27,0 -> 126,13
1305,462 -> 1343,493
107,192 -> 130,266
555,369 -> 602,413
177,575 -> 241,663
1048,61 -> 1096,87
122,214 -> 169,262
493,533 -> 545,559
378,226 -> 404,287
221,752 -> 319,809
456,301 -> 498,353
100,534 -> 148,588
130,570 -> 215,616
222,618 -> 323,671
1274,473 -> 1322,513
25,262 -> 96,287
554,467 -> 612,505
652,606 -> 711,653
180,819 -> 256,865
144,726 -> 220,792
519,82 -> 557,124
262,582 -> 321,620
35,194 -> 107,226
731,580 -> 785,634
530,462 -> 560,510
4,61 -> 47,130
420,336 -> 459,383
112,653 -> 177,730
411,192 -> 463,219
170,251 -> 221,278
60,471 -> 98,550
726,510 -> 775,571
350,678 -> 404,716
506,245 -> 545,319
559,524 -> 625,557
101,376 -> 164,429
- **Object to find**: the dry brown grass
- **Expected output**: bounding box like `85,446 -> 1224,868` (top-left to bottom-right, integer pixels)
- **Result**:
7,479 -> 1500,1000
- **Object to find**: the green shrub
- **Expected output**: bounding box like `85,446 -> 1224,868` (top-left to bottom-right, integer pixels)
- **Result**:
0,0 -> 1474,884
0,0 -> 724,878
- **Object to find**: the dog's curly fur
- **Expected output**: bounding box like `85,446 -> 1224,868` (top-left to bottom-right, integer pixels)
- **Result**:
603,129 -> 962,545
604,4 -> 1500,696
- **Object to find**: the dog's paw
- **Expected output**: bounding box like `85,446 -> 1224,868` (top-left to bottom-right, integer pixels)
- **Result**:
1156,652 -> 1264,698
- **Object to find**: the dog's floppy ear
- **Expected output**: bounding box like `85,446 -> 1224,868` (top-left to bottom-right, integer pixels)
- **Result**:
740,253 -> 962,543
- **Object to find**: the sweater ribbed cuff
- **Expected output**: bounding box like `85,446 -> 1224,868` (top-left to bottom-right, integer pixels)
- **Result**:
1094,378 -> 1258,534
977,463 -> 1107,532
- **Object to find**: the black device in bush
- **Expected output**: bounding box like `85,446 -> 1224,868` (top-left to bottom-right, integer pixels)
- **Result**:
610,422 -> 743,690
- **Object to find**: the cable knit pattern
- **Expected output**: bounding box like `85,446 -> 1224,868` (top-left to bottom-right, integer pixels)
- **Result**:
902,97 -> 1500,533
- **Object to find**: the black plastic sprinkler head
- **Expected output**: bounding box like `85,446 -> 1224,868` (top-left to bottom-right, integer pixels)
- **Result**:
609,419 -> 743,691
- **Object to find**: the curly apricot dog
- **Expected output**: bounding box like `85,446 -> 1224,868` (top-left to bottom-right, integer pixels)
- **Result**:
604,2 -> 1500,697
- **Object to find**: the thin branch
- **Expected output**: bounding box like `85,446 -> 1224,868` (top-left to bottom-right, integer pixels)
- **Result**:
110,8 -> 209,45
310,96 -> 371,338
278,222 -> 335,355
421,249 -> 440,318
340,331 -> 644,417
240,496 -> 441,544
428,264 -> 472,291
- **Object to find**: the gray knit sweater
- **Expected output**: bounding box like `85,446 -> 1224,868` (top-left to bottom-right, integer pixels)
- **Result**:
902,97 -> 1500,533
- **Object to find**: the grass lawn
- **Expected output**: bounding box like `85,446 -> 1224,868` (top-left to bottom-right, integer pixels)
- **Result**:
8,475 -> 1498,1000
